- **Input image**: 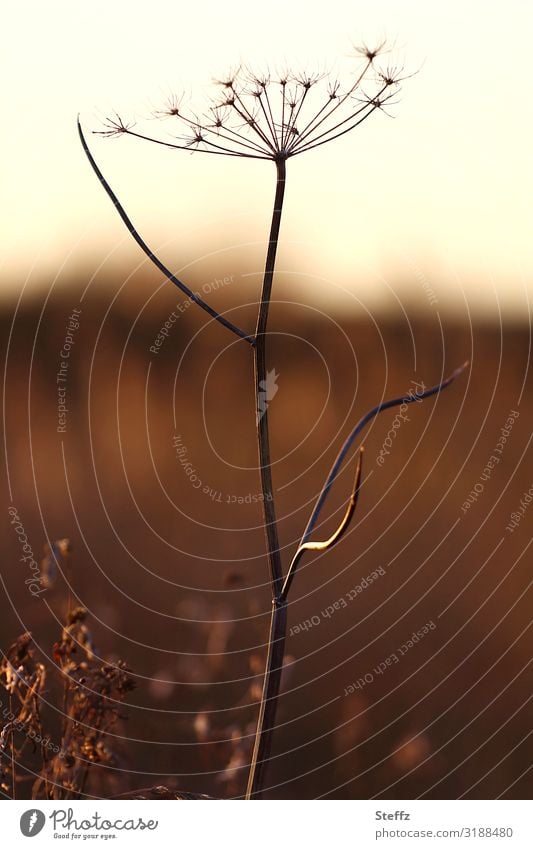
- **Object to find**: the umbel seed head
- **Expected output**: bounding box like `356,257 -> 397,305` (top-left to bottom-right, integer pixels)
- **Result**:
97,44 -> 408,161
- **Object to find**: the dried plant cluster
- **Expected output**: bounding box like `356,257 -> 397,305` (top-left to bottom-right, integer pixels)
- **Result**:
0,599 -> 135,800
0,548 -> 295,800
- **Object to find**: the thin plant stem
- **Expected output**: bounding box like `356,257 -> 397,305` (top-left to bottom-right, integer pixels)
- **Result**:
254,157 -> 286,597
246,156 -> 287,798
245,599 -> 287,798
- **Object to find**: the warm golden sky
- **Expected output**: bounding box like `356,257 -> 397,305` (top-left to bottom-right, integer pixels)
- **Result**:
3,0 -> 531,317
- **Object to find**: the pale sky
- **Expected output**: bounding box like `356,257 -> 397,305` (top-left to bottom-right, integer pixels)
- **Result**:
2,0 -> 532,318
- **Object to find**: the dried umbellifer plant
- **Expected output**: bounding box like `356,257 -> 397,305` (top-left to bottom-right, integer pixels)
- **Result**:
79,43 -> 467,799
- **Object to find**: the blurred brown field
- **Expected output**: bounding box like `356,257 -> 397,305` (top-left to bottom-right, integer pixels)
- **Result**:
1,268 -> 532,799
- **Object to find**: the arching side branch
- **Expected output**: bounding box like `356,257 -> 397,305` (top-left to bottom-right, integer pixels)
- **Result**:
77,120 -> 254,346
281,363 -> 468,600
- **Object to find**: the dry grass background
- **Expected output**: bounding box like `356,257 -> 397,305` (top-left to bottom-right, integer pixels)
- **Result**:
1,268 -> 531,798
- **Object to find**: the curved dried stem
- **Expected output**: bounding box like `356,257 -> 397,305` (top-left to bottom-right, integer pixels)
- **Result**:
281,363 -> 468,600
78,119 -> 255,346
281,447 -> 364,602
